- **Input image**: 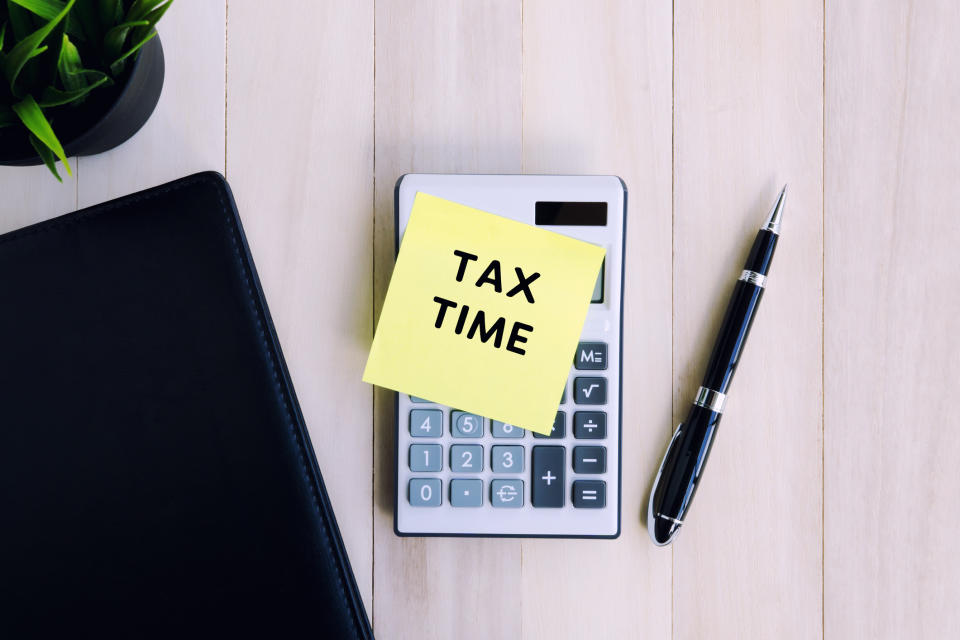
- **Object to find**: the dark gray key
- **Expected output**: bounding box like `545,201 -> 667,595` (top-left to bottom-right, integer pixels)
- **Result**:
531,446 -> 565,508
574,342 -> 607,370
533,411 -> 565,439
574,377 -> 607,404
574,412 -> 606,439
573,446 -> 606,473
572,480 -> 605,508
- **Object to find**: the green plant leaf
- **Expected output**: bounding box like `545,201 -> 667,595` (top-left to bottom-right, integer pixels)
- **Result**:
126,0 -> 168,22
103,18 -> 147,61
1,20 -> 7,50
11,93 -> 71,176
97,0 -> 121,33
108,0 -> 169,73
109,27 -> 153,75
57,32 -> 83,88
8,0 -> 67,21
29,131 -> 61,180
39,68 -> 105,105
0,0 -> 74,90
67,0 -> 99,43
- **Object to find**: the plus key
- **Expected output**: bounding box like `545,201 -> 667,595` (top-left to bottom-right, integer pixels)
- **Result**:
531,446 -> 565,508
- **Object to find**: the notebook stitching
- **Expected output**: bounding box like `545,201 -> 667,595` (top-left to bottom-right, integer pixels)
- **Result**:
211,182 -> 361,640
0,175 -> 362,638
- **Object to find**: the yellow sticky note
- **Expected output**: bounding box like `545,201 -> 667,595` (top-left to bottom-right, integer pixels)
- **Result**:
363,192 -> 605,435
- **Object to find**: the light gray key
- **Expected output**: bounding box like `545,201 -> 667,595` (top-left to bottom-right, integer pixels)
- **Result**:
492,420 -> 525,438
410,409 -> 442,437
409,478 -> 441,506
491,445 -> 524,473
410,395 -> 432,403
450,479 -> 483,507
451,411 -> 483,438
491,479 -> 524,508
450,444 -> 483,472
409,444 -> 442,472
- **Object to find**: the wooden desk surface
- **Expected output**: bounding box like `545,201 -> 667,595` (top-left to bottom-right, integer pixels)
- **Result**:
3,2 -> 958,638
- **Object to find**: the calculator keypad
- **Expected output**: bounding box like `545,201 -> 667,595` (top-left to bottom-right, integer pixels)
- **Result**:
491,479 -> 524,507
532,411 -> 565,439
450,479 -> 483,507
450,444 -> 483,472
410,409 -> 443,437
409,478 -> 442,506
401,341 -> 615,531
451,411 -> 483,438
409,444 -> 443,472
531,446 -> 565,507
491,445 -> 524,473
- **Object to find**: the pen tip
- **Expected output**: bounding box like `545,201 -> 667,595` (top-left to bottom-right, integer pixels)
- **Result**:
763,184 -> 788,234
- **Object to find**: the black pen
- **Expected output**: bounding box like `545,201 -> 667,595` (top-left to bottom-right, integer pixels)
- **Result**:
647,185 -> 787,546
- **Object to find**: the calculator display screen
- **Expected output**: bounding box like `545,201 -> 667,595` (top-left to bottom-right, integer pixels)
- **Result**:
535,202 -> 607,226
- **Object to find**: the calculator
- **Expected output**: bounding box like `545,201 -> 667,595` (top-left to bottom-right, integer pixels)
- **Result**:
393,174 -> 625,538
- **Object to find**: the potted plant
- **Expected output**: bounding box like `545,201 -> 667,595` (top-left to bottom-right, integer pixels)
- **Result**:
0,0 -> 171,180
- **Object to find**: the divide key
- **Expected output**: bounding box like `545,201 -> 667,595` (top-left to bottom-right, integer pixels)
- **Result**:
531,446 -> 565,508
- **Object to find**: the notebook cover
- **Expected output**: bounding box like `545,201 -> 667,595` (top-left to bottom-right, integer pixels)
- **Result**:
0,173 -> 373,639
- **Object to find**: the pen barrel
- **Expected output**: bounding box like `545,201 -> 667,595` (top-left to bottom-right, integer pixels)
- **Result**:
700,230 -> 777,392
649,405 -> 722,534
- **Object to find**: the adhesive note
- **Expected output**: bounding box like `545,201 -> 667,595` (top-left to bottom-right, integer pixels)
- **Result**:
363,192 -> 605,435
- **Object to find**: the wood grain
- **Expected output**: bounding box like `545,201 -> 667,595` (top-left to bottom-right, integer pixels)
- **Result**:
4,2 -> 960,637
225,0 -> 375,611
521,1 -> 672,637
672,2 -> 823,638
824,2 -> 960,637
372,2 -> 522,638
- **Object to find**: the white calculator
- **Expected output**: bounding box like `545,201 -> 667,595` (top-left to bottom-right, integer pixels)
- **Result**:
393,174 -> 625,538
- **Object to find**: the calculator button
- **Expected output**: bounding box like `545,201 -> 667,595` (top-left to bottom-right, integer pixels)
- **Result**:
574,412 -> 607,439
409,478 -> 442,506
410,409 -> 442,437
491,480 -> 524,508
491,445 -> 524,473
450,479 -> 483,507
572,480 -> 606,508
559,384 -> 566,404
533,411 -> 565,439
574,342 -> 607,370
409,444 -> 442,472
573,446 -> 606,474
574,377 -> 607,404
492,420 -> 525,438
409,395 -> 432,403
450,444 -> 483,472
531,446 -> 565,508
451,411 -> 484,438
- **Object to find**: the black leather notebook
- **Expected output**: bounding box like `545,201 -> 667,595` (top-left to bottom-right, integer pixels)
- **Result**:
0,173 -> 373,639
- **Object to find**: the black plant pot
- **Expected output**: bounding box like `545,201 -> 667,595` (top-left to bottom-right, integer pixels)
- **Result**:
0,36 -> 165,167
